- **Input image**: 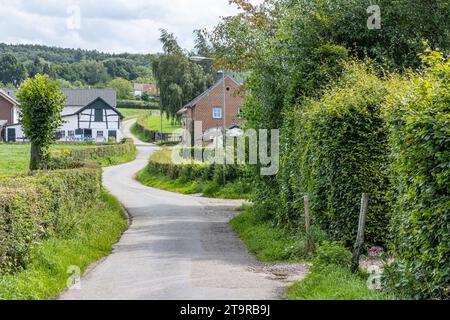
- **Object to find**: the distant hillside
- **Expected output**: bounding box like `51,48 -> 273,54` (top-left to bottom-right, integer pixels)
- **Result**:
0,43 -> 157,89
0,43 -> 153,66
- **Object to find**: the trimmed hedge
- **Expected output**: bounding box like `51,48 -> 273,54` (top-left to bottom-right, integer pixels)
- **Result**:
383,51 -> 450,299
134,117 -> 157,142
117,99 -> 159,110
280,61 -> 390,245
52,138 -> 136,162
144,160 -> 243,186
0,166 -> 102,273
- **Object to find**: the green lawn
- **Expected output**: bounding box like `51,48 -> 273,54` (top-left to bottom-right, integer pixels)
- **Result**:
138,111 -> 182,133
0,144 -> 99,176
0,143 -> 136,177
0,190 -> 127,300
118,108 -> 154,120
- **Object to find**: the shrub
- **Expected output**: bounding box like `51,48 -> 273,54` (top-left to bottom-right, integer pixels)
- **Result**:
117,99 -> 159,110
279,61 -> 390,245
53,139 -> 136,163
0,167 -> 102,273
383,50 -> 450,300
312,241 -> 352,272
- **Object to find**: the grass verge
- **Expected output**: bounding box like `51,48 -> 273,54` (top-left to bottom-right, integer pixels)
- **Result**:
136,168 -> 253,199
287,265 -> 391,300
229,205 -> 303,262
91,148 -> 137,167
0,190 -> 128,300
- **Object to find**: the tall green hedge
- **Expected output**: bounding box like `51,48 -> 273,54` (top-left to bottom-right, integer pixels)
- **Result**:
279,62 -> 390,245
0,166 -> 102,273
383,51 -> 450,299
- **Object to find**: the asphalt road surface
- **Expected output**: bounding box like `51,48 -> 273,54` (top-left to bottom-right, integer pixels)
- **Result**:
59,120 -> 291,300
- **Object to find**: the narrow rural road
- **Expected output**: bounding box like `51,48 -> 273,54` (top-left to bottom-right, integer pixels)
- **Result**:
59,120 -> 299,300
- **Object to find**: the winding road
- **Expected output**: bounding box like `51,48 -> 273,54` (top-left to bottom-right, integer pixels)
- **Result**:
59,120 -> 301,300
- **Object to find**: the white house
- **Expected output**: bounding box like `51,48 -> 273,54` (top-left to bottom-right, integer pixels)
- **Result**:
1,89 -> 124,143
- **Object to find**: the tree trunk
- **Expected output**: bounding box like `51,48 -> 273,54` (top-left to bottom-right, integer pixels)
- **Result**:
30,143 -> 42,171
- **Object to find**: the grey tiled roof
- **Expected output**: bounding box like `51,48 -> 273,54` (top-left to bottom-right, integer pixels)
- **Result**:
2,88 -> 117,108
62,89 -> 117,107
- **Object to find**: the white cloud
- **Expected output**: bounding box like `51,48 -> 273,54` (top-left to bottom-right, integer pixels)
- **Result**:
0,0 -> 243,53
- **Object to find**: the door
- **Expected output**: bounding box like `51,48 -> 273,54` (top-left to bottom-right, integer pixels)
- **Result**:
7,128 -> 16,142
108,130 -> 117,142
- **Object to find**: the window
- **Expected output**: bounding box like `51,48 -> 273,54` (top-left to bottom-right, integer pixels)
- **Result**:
94,108 -> 103,122
97,131 -> 104,137
55,131 -> 65,140
68,130 -> 75,137
108,130 -> 117,138
212,107 -> 223,119
75,128 -> 83,135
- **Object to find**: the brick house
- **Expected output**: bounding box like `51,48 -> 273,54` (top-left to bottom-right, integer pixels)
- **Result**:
178,72 -> 244,146
0,88 -> 20,142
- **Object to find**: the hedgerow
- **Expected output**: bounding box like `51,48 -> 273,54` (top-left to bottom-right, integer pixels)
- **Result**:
383,50 -> 450,299
55,138 -> 136,162
0,166 -> 102,273
279,61 -> 390,245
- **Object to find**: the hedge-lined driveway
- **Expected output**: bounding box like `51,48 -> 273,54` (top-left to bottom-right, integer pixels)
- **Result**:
59,120 -> 285,300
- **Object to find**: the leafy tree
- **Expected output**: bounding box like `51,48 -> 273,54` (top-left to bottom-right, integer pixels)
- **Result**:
0,53 -> 27,86
108,77 -> 133,99
17,75 -> 66,170
103,58 -> 139,80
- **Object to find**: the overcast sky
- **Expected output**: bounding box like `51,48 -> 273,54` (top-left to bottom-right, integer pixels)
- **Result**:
0,0 -> 254,54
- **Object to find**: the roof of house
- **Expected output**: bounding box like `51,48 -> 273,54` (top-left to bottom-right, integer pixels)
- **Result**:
62,97 -> 124,119
1,88 -> 117,108
0,88 -> 20,106
62,89 -> 117,107
179,74 -> 242,114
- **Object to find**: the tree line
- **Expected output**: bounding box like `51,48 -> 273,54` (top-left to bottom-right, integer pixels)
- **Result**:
0,43 -> 155,90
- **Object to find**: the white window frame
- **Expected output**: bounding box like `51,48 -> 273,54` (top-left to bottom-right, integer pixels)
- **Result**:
97,130 -> 104,138
212,107 -> 223,119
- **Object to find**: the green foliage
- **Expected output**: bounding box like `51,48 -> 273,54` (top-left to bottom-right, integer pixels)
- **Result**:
0,166 -> 102,273
288,62 -> 390,245
17,75 -> 66,170
153,29 -> 215,120
0,190 -> 127,300
53,138 -> 137,166
108,78 -> 133,99
383,51 -> 450,300
287,265 -> 390,300
117,99 -> 159,110
312,242 -> 352,272
0,53 -> 26,86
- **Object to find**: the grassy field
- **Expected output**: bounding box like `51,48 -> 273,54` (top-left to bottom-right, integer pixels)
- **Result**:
138,111 -> 182,133
0,191 -> 127,300
0,143 -> 136,176
118,108 -> 154,120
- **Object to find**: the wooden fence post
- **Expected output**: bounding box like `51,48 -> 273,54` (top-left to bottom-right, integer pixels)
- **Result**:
304,196 -> 315,254
352,193 -> 369,272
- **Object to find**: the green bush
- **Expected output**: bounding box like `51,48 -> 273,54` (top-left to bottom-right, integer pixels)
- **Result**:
133,119 -> 157,142
53,139 -> 136,163
383,50 -> 450,300
117,99 -> 159,110
312,241 -> 352,271
280,61 -> 390,245
0,167 -> 102,273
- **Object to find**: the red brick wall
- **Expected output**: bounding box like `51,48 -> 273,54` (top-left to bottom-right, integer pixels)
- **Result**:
191,77 -> 243,142
0,95 -> 13,124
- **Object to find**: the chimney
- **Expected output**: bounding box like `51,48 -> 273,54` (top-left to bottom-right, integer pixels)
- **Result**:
216,70 -> 224,82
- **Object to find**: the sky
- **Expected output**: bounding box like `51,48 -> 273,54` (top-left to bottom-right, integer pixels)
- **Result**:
0,0 -> 257,54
